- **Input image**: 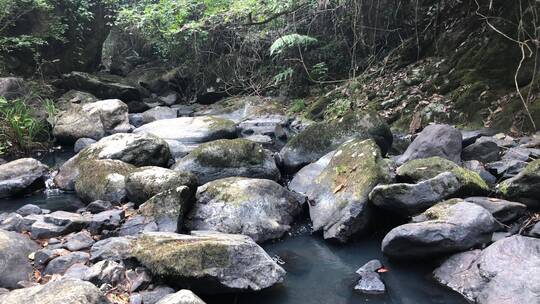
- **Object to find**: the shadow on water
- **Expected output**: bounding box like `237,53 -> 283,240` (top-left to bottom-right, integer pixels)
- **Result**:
204,226 -> 468,304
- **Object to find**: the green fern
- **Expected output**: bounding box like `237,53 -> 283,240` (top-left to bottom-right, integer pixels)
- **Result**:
270,34 -> 318,56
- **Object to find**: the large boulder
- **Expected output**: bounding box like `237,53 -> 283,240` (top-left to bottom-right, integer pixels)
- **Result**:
59,71 -> 141,101
381,200 -> 498,258
0,158 -> 49,198
279,111 -> 392,172
131,231 -> 285,293
395,156 -> 459,182
461,140 -> 501,163
53,99 -> 132,143
156,290 -> 206,304
0,230 -> 39,288
396,124 -> 462,164
186,177 -> 303,242
464,197 -> 527,223
304,139 -> 392,242
142,106 -> 178,124
54,133 -> 170,191
0,278 -> 108,304
74,159 -> 136,203
56,90 -> 99,111
433,235 -> 540,304
288,151 -> 335,195
370,167 -> 489,217
173,139 -> 280,184
498,159 -> 540,207
126,167 -> 197,205
133,116 -> 237,158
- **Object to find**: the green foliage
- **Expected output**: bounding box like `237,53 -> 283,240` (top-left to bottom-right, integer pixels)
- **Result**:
273,67 -> 294,85
0,97 -> 47,153
270,34 -> 318,56
311,62 -> 328,81
289,99 -> 306,113
44,98 -> 58,128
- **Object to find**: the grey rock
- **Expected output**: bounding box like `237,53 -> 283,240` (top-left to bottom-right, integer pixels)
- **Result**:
30,220 -> 67,239
88,209 -> 125,235
132,231 -> 285,293
56,90 -> 98,111
117,215 -> 158,236
90,236 -> 133,262
44,251 -> 90,275
0,229 -> 39,288
433,235 -> 540,304
142,106 -> 178,124
53,99 -> 132,143
64,263 -> 91,280
502,147 -> 531,161
0,158 -> 49,199
137,186 -> 194,233
382,201 -> 498,258
0,278 -> 108,304
529,222 -> 540,237
0,213 -> 26,232
355,259 -> 383,275
498,159 -> 540,207
44,211 -> 89,231
464,197 -> 527,223
486,159 -> 528,178
84,260 -> 125,286
16,204 -> 42,216
288,151 -> 335,195
397,124 -> 462,164
74,138 -> 97,153
306,139 -> 391,242
156,290 -> 206,304
461,140 -> 501,163
133,116 -> 237,158
173,139 -> 280,184
279,111 -> 392,172
463,160 -> 497,185
124,267 -> 152,292
186,178 -> 302,242
354,272 -> 385,294
125,167 -> 197,205
0,77 -> 27,99
65,231 -> 95,251
59,71 -> 141,101
34,248 -> 70,265
139,286 -> 175,304
129,113 -> 145,128
86,200 -> 113,213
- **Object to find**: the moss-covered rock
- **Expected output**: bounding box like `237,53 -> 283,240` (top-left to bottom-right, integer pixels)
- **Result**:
186,177 -> 303,242
131,231 -> 285,293
126,167 -> 197,205
74,159 -> 135,203
137,186 -> 195,232
279,110 -> 392,172
173,139 -> 280,184
304,139 -> 392,242
498,159 -> 540,207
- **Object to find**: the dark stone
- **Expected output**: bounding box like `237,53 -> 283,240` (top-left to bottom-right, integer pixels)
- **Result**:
90,236 -> 133,262
65,231 -> 95,251
44,251 -> 90,275
0,230 -> 39,288
397,124 -> 462,164
461,140 -> 501,163
16,204 -> 42,216
86,200 -> 114,213
464,197 -> 527,223
74,138 -> 97,153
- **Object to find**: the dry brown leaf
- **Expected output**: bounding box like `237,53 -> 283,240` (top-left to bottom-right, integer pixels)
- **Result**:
333,184 -> 345,193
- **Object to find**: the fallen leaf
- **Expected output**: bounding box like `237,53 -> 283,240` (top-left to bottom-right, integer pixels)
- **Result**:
333,184 -> 345,193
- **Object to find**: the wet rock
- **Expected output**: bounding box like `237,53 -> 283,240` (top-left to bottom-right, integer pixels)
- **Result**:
396,124 -> 462,164
0,158 -> 49,199
44,251 -> 90,275
382,201 -> 498,258
288,150 -> 335,195
142,106 -> 178,124
156,290 -> 206,304
356,259 -> 382,274
133,116 -> 237,158
59,71 -> 141,101
75,159 -> 136,203
0,278 -> 108,304
90,236 -> 133,262
461,140 -> 501,163
354,260 -> 385,294
129,113 -> 145,128
53,99 -> 132,143
529,222 -> 540,237
498,159 -> 540,207
132,231 -> 285,293
16,204 -> 42,216
126,167 -> 197,205
464,197 -> 527,223
370,167 -> 488,217
55,133 -> 170,190
65,231 -> 95,251
173,139 -> 280,184
86,200 -> 113,213
186,177 -> 302,242
305,139 -> 392,242
74,138 -> 97,153
433,235 -> 540,304
279,111 -> 392,172
137,186 -> 195,233
0,229 -> 39,288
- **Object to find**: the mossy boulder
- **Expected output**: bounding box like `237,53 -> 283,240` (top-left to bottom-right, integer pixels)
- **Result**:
498,159 -> 540,207
74,159 -> 135,203
382,201 -> 498,259
279,111 -> 392,172
133,116 -> 238,158
137,186 -> 195,232
173,139 -> 280,184
54,133 -> 171,191
126,167 -> 197,205
186,177 -> 303,242
131,231 -> 285,293
303,139 -> 392,242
